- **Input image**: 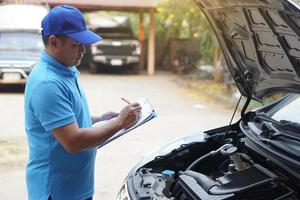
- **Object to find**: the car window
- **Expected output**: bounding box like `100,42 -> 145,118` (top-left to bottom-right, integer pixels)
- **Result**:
271,95 -> 300,123
0,32 -> 43,51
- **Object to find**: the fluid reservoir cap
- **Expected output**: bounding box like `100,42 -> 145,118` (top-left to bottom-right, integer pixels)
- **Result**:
162,170 -> 175,177
226,146 -> 238,155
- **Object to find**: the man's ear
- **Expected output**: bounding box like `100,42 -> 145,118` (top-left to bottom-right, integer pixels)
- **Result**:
48,35 -> 58,49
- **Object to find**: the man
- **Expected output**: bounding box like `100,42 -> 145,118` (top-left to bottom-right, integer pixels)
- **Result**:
24,5 -> 141,200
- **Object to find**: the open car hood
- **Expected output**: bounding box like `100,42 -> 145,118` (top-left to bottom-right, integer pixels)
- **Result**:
194,0 -> 300,101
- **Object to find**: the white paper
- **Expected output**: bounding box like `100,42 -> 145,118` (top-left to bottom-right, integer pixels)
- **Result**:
94,97 -> 156,148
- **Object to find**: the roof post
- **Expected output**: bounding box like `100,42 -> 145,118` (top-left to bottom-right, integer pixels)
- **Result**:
147,8 -> 155,75
138,12 -> 145,71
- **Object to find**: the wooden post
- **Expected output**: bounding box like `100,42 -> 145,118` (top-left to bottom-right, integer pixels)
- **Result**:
138,12 -> 145,71
147,8 -> 155,75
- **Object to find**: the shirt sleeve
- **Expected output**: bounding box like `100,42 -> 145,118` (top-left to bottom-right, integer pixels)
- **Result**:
31,81 -> 76,132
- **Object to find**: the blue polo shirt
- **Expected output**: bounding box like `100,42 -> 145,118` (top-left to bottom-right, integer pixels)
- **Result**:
24,51 -> 96,200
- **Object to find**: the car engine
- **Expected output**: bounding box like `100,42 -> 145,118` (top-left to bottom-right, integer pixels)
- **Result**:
127,123 -> 299,200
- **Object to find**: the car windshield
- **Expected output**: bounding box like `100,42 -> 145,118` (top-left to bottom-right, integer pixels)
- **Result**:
271,95 -> 300,124
0,32 -> 43,51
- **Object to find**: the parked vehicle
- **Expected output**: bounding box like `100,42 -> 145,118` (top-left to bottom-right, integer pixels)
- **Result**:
117,0 -> 300,199
86,16 -> 141,73
0,4 -> 48,85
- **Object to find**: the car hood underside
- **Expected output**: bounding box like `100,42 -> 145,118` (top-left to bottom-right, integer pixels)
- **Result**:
194,0 -> 300,101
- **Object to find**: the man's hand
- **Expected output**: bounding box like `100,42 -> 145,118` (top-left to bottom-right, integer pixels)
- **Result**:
100,111 -> 119,121
91,111 -> 119,124
116,102 -> 142,129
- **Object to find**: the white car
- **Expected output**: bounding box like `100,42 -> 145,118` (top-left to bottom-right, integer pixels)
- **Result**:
117,0 -> 300,199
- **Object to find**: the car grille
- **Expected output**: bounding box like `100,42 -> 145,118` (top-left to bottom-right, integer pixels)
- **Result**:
97,45 -> 135,55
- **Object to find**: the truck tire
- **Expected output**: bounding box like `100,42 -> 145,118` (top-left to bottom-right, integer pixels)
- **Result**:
131,64 -> 140,74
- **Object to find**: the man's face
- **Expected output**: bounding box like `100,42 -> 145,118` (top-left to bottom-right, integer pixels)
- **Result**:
49,36 -> 86,67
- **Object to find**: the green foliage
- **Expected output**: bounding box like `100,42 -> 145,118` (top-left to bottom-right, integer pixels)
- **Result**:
156,0 -> 216,64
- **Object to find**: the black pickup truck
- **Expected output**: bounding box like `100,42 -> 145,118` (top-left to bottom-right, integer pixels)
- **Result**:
86,16 -> 141,73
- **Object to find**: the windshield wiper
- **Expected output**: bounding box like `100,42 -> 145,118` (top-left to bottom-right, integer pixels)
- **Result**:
254,113 -> 300,133
254,113 -> 300,142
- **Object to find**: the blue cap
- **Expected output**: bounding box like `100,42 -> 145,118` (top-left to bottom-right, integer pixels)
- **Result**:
41,5 -> 102,44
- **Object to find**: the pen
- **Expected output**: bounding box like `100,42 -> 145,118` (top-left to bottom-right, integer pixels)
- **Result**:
121,97 -> 131,104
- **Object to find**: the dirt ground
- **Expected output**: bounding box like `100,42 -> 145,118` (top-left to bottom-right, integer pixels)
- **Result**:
0,71 -> 234,199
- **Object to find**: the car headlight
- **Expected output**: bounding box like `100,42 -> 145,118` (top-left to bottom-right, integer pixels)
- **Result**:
116,183 -> 131,200
132,46 -> 141,55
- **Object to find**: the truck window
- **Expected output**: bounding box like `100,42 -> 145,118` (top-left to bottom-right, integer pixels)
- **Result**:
0,32 -> 43,51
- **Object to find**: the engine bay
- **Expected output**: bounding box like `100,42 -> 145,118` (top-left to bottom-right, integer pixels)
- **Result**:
127,122 -> 300,200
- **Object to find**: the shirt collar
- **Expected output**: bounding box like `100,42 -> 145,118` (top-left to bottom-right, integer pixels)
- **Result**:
41,50 -> 80,78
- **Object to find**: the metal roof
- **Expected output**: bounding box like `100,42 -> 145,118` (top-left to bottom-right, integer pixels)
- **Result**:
3,0 -> 158,12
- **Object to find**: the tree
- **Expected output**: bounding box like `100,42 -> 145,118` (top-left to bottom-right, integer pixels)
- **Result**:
156,0 -> 215,58
156,0 -> 224,80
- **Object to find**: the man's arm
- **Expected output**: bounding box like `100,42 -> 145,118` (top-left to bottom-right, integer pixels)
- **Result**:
53,103 -> 141,153
53,118 -> 122,153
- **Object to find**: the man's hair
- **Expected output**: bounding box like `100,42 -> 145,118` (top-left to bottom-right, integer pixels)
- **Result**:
42,35 -> 50,47
42,35 -> 67,47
